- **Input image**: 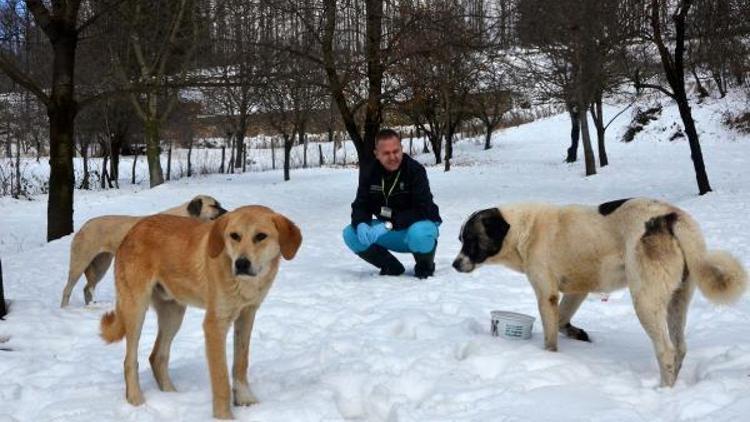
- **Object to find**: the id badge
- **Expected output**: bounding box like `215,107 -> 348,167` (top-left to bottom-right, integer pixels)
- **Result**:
380,206 -> 392,219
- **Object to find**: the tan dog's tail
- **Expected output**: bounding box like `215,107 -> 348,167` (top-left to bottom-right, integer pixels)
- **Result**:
670,211 -> 748,304
100,309 -> 125,343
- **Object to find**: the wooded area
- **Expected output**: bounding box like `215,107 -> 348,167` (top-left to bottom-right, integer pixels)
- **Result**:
1,0 -> 748,240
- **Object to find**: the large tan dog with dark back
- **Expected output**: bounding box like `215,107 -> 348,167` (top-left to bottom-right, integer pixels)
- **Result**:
453,198 -> 747,387
100,205 -> 302,419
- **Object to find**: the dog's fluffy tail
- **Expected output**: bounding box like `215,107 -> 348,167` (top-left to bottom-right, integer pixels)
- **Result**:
100,309 -> 125,343
670,212 -> 748,304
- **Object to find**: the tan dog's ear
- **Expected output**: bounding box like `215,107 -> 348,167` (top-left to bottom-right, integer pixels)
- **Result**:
272,213 -> 302,260
208,215 -> 229,258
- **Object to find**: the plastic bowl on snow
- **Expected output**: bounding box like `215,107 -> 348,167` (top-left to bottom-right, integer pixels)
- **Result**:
490,310 -> 535,340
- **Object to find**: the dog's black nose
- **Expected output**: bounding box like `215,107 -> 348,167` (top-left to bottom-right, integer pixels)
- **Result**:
216,206 -> 228,216
235,257 -> 254,276
452,259 -> 461,270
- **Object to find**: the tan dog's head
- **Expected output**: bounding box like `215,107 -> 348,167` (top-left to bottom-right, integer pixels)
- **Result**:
453,208 -> 512,273
187,195 -> 227,221
207,206 -> 302,278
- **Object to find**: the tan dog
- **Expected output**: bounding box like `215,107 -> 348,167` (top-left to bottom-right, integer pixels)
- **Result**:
60,195 -> 226,307
453,198 -> 747,387
100,205 -> 302,419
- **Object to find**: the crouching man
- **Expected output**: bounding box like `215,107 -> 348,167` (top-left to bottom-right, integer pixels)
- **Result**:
342,129 -> 441,278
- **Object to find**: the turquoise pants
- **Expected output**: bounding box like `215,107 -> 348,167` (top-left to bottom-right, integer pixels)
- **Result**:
343,219 -> 439,254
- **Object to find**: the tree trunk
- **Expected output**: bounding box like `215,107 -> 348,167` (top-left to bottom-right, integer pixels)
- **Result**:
579,103 -> 596,176
131,150 -> 138,184
4,132 -> 10,158
144,119 -> 164,187
484,125 -> 493,150
233,125 -> 245,169
242,144 -> 247,172
321,0 -> 380,181
14,135 -> 21,198
46,27 -> 79,241
100,151 -> 109,189
220,146 -> 226,174
565,104 -> 580,163
691,66 -> 709,99
166,142 -> 172,181
650,0 -> 712,195
80,141 -> 90,190
47,104 -> 77,241
283,135 -> 292,181
187,137 -> 193,177
271,137 -> 276,170
319,144 -> 324,166
590,98 -> 608,167
300,122 -> 307,169
677,100 -> 712,194
361,0 -> 384,175
228,133 -> 235,173
711,69 -> 726,98
429,133 -> 442,164
444,130 -> 454,172
0,259 -> 6,319
110,134 -> 121,188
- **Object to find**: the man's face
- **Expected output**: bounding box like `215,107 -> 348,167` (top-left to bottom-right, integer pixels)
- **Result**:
374,136 -> 403,172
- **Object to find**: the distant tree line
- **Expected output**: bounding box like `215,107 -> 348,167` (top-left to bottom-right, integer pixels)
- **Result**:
0,0 -> 748,240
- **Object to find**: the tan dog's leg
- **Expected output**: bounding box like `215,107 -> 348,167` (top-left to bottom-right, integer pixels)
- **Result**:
83,253 -> 113,305
631,292 -> 676,387
204,312 -> 234,419
61,249 -> 106,307
232,306 -> 259,406
530,271 -> 560,351
558,293 -> 590,342
630,219 -> 685,387
667,278 -> 695,377
149,292 -> 186,392
118,284 -> 152,406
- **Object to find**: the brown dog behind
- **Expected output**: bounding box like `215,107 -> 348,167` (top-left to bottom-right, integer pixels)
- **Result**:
60,195 -> 226,307
100,205 -> 301,419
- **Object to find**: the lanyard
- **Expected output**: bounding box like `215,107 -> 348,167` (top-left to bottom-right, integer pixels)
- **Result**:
381,170 -> 401,206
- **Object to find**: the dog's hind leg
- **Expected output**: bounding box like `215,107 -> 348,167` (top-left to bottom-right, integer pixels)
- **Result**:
631,291 -> 676,387
558,293 -> 591,342
83,253 -> 113,305
61,251 -> 99,308
117,274 -> 152,406
149,288 -> 186,392
629,216 -> 685,387
232,305 -> 259,406
667,274 -> 695,377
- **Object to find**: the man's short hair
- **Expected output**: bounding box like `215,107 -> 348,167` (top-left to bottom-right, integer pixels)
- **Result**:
375,128 -> 401,145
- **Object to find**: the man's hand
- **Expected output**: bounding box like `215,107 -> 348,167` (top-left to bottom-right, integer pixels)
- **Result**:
356,222 -> 373,247
356,222 -> 389,247
368,222 -> 389,242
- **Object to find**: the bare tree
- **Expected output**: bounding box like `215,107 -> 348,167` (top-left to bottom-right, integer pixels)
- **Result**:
0,0 -> 124,240
111,0 -> 202,188
639,0 -> 711,194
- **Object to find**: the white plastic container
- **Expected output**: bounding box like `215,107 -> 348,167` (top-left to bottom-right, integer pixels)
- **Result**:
490,310 -> 535,340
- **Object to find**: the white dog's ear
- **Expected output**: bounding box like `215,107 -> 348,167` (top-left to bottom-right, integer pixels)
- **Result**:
272,213 -> 302,260
208,215 -> 229,258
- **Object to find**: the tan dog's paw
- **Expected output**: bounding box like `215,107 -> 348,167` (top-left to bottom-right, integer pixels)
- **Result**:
233,383 -> 258,406
126,391 -> 145,406
214,410 -> 235,420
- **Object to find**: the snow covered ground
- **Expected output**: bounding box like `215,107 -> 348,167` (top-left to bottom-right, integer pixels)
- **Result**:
1,93 -> 750,421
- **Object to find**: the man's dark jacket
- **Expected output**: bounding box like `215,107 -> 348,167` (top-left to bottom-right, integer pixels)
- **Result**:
351,154 -> 441,231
